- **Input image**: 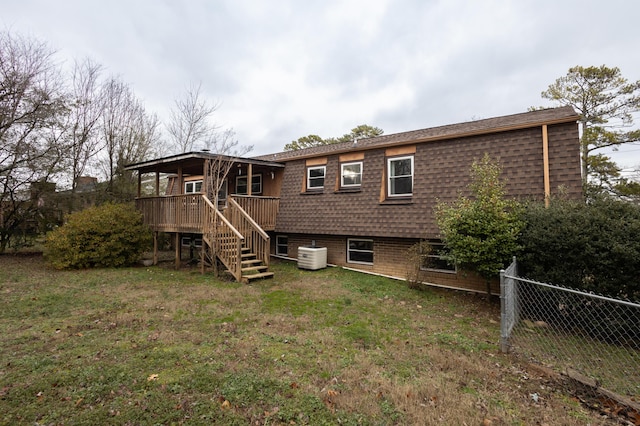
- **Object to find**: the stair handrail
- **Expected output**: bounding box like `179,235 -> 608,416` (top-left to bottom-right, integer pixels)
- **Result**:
202,195 -> 244,280
228,197 -> 269,240
227,197 -> 270,267
203,196 -> 243,239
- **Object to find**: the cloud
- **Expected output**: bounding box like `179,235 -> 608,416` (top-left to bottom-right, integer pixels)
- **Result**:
3,0 -> 640,164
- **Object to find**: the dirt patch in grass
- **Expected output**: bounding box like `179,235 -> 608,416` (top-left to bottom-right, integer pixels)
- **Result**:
0,256 -> 619,425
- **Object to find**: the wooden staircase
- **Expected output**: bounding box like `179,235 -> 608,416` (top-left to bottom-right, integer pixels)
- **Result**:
200,195 -> 273,283
240,247 -> 274,282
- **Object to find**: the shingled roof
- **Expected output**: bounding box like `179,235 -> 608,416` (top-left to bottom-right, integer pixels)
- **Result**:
254,106 -> 578,162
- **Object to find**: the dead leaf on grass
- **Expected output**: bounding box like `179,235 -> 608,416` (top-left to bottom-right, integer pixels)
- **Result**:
221,399 -> 231,409
147,374 -> 158,381
264,406 -> 280,416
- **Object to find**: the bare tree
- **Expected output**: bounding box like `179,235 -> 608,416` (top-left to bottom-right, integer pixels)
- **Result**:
101,76 -> 127,191
0,32 -> 67,252
100,76 -> 159,198
204,128 -> 253,208
63,58 -> 105,209
167,82 -> 219,153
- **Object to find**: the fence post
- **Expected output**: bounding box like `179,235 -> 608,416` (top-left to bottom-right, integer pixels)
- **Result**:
500,267 -> 509,353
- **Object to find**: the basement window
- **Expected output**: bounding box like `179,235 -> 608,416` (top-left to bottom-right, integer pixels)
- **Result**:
276,235 -> 288,256
420,240 -> 456,273
347,238 -> 373,265
181,236 -> 203,248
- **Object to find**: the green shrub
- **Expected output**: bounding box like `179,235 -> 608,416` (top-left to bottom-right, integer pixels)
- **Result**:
44,203 -> 151,269
435,154 -> 524,295
519,197 -> 640,301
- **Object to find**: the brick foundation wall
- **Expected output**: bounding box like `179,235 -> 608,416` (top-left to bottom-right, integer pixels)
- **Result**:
271,233 -> 499,294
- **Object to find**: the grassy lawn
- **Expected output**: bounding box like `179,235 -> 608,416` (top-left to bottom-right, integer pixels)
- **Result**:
0,255 -> 613,425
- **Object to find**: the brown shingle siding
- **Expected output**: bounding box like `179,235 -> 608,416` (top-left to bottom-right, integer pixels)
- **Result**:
275,119 -> 581,240
548,123 -> 582,198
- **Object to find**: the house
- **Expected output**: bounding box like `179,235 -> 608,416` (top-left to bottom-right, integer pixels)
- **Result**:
125,106 -> 582,292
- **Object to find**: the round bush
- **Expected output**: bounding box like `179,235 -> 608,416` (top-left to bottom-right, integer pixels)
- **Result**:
44,203 -> 152,269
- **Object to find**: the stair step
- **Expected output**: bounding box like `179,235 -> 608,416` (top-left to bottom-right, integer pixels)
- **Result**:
241,259 -> 263,266
242,265 -> 268,273
241,247 -> 251,253
243,271 -> 274,281
241,252 -> 256,259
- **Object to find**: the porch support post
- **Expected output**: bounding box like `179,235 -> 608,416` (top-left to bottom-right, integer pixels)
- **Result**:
153,231 -> 158,265
137,172 -> 142,198
247,163 -> 253,196
155,171 -> 160,196
175,233 -> 181,270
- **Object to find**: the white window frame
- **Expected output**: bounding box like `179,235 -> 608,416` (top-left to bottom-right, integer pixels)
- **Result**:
181,236 -> 203,247
387,155 -> 413,197
341,161 -> 363,188
184,180 -> 203,194
275,235 -> 288,256
420,240 -> 456,274
235,174 -> 262,195
307,165 -> 326,190
347,238 -> 374,265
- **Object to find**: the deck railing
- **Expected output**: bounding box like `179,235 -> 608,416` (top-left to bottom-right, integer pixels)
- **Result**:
135,194 -> 279,233
231,195 -> 279,231
225,198 -> 270,268
136,195 -> 204,233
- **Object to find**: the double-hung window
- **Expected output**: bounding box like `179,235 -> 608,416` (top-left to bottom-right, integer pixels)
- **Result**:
307,166 -> 326,190
341,161 -> 362,188
236,174 -> 262,195
347,238 -> 373,264
387,156 -> 413,197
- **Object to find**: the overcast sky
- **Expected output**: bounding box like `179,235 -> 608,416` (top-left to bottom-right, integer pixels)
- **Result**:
3,0 -> 640,172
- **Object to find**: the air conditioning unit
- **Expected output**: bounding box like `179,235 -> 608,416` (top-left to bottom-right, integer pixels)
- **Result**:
297,246 -> 327,270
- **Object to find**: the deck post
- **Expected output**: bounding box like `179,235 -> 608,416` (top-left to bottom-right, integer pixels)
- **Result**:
153,231 -> 158,265
175,233 -> 181,270
200,241 -> 205,274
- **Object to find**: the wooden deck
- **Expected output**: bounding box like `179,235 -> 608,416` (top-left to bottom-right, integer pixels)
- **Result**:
135,194 -> 279,233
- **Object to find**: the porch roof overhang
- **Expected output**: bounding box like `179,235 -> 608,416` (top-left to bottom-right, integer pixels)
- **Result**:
124,151 -> 285,175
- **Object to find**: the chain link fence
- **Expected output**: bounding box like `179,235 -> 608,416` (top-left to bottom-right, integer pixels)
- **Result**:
500,258 -> 640,399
